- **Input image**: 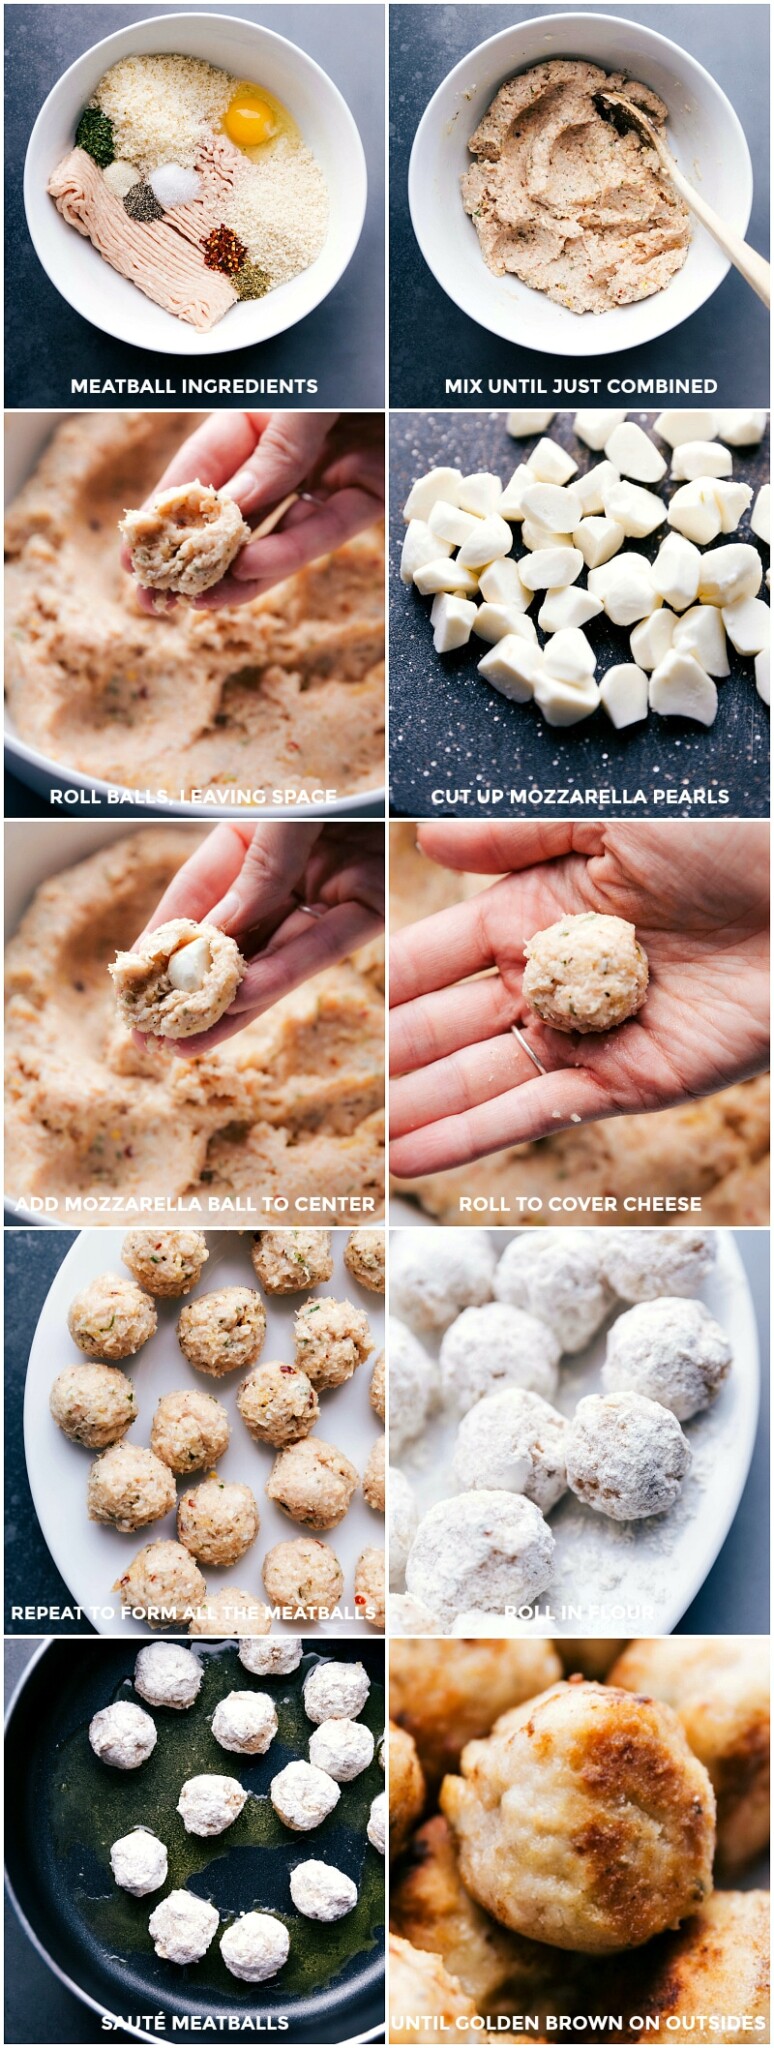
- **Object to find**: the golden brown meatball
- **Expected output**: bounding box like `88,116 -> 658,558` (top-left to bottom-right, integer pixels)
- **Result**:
388,1933 -> 479,2044
389,1639 -> 563,1787
559,1639 -> 629,1680
605,1889 -> 770,2043
441,1680 -> 716,1953
608,1637 -> 770,1872
390,1814 -> 551,2009
388,1721 -> 426,1862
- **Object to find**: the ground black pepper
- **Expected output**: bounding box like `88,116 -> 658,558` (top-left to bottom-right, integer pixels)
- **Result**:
124,182 -> 165,223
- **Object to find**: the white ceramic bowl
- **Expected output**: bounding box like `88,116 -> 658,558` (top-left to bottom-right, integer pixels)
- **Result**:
408,10 -> 753,356
4,413 -> 385,817
23,10 -> 367,356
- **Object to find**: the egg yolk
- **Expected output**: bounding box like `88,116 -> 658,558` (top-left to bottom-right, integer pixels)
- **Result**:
224,89 -> 280,148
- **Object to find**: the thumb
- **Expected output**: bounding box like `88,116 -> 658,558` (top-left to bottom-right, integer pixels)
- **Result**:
209,824 -> 324,933
222,414 -> 340,516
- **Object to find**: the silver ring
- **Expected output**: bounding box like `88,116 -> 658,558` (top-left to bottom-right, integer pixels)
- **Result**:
510,1022 -> 547,1076
294,903 -> 326,921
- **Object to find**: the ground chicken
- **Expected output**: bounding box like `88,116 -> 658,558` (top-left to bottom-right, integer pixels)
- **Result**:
262,1538 -> 343,1620
523,913 -> 649,1034
109,917 -> 245,1038
114,1538 -> 206,1629
293,1297 -> 373,1390
178,1287 -> 266,1376
87,1441 -> 176,1532
370,1350 -> 385,1422
251,1228 -> 333,1293
68,1273 -> 157,1359
120,480 -> 251,598
237,1360 -> 319,1448
355,1546 -> 385,1630
121,1228 -> 209,1296
266,1439 -> 359,1531
151,1388 -> 230,1472
50,1362 -> 137,1447
189,1587 -> 272,1637
177,1477 -> 259,1566
344,1228 -> 385,1292
362,1436 -> 386,1513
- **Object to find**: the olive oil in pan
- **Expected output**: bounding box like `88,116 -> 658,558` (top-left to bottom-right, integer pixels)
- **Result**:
50,1644 -> 384,1997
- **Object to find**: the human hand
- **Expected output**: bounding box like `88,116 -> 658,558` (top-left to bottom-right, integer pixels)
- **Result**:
390,821 -> 770,1178
136,822 -> 384,1054
122,411 -> 384,614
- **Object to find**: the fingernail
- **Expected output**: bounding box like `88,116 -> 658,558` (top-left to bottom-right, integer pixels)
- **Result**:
222,469 -> 259,503
216,892 -> 240,925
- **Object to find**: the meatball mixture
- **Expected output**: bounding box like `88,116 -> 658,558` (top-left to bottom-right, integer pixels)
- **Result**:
309,1718 -> 375,1782
441,1681 -> 716,1952
177,1773 -> 247,1836
389,1933 -> 479,2040
355,1546 -> 385,1630
406,1492 -> 555,1632
110,1827 -> 168,1896
609,1637 -> 770,1871
50,1362 -> 137,1447
149,1889 -> 219,1964
122,1228 -> 209,1297
344,1227 -> 385,1292
523,913 -> 649,1034
566,1391 -> 691,1520
263,1538 -> 343,1621
389,1639 -> 563,1785
267,1438 -> 359,1531
270,1759 -> 340,1830
109,917 -> 245,1038
114,1539 -> 206,1630
290,1859 -> 358,1921
178,1287 -> 266,1377
119,480 -> 251,598
177,1478 -> 259,1566
239,1636 -> 303,1676
601,1227 -> 716,1303
391,1229 -> 495,1330
389,1721 -> 426,1860
440,1305 -> 561,1411
212,1689 -> 278,1755
452,1389 -> 568,1514
237,1360 -> 319,1448
293,1297 -> 373,1390
363,1436 -> 386,1513
603,1297 -> 733,1419
134,1642 -> 203,1709
151,1388 -> 230,1473
389,1467 -> 419,1588
367,1789 -> 387,1855
90,1701 -> 157,1769
68,1273 -> 157,1360
220,1911 -> 290,1983
370,1349 -> 385,1423
251,1228 -> 333,1293
494,1230 -> 614,1354
190,1588 -> 272,1637
87,1442 -> 176,1533
389,1318 -> 434,1460
304,1661 -> 370,1723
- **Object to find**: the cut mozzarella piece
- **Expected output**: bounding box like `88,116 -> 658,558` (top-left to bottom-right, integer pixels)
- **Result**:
477,636 -> 543,702
671,441 -> 732,481
713,411 -> 768,447
602,479 -> 666,539
428,500 -> 484,548
506,411 -> 556,437
414,558 -> 479,596
519,546 -> 583,591
698,544 -> 762,606
534,673 -> 600,725
521,517 -> 572,552
526,438 -> 578,485
542,627 -> 596,683
473,604 -> 538,646
537,587 -> 604,633
574,410 -> 627,451
667,481 -> 724,545
599,663 -> 649,729
721,596 -> 770,657
403,468 -> 463,521
630,610 -> 677,671
605,422 -> 667,484
573,516 -> 625,569
458,472 -> 503,518
400,520 -> 453,585
498,466 -> 533,521
479,557 -> 530,608
750,485 -> 770,547
588,554 -> 660,627
713,480 -> 753,532
649,650 -> 718,725
672,606 -> 730,678
520,482 -> 583,531
457,515 -> 513,568
430,594 -> 477,653
653,411 -> 718,448
754,649 -> 770,704
651,533 -> 701,611
571,460 -> 620,517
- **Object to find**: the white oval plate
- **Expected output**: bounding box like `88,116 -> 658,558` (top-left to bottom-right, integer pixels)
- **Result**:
391,1227 -> 759,1637
24,1227 -> 384,1637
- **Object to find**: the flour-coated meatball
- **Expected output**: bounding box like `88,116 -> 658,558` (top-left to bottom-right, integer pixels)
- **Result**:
134,1642 -> 202,1709
239,1636 -> 303,1676
388,1933 -> 479,2041
177,1773 -> 247,1836
389,1318 -> 434,1460
370,1350 -> 386,1423
220,1911 -> 289,1982
251,1228 -> 333,1293
523,912 -> 649,1034
440,1303 -> 560,1411
390,1594 -> 440,1637
363,1435 -> 386,1512
609,1637 -> 770,1872
110,1828 -> 168,1896
452,1389 -> 568,1514
90,1701 -> 157,1769
309,1718 -> 375,1782
263,1538 -> 343,1620
151,1388 -> 230,1473
389,1721 -> 425,1860
50,1362 -> 137,1447
406,1492 -> 554,1632
149,1889 -> 219,1964
494,1231 -> 614,1354
603,1297 -> 733,1419
441,1680 -> 716,1952
389,1638 -> 563,1785
566,1391 -> 691,1520
88,1442 -> 176,1532
177,1478 -> 259,1566
113,1539 -> 206,1629
303,1660 -> 370,1722
389,1468 -> 419,1587
212,1689 -> 278,1755
355,1547 -> 385,1630
178,1287 -> 266,1376
267,1438 -> 358,1531
344,1228 -> 385,1292
189,1587 -> 272,1637
270,1759 -> 340,1830
601,1227 -> 716,1303
68,1274 -> 157,1359
290,1860 -> 358,1921
293,1297 -> 373,1390
367,1789 -> 387,1855
121,1229 -> 209,1297
237,1360 -> 319,1448
391,1230 -> 495,1331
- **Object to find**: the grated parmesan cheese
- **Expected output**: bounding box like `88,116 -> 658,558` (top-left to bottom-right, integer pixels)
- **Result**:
229,136 -> 328,287
93,55 -> 239,172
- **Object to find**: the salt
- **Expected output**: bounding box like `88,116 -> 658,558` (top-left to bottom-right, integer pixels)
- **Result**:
149,162 -> 201,209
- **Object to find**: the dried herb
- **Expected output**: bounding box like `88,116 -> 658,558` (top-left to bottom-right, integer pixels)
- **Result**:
234,258 -> 271,301
76,106 -> 115,168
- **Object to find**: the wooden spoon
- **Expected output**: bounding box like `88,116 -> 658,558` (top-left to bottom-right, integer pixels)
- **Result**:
598,87 -> 770,309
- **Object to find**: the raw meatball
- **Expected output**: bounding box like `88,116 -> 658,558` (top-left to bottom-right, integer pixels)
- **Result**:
389,1318 -> 434,1460
110,1828 -> 168,1897
151,1388 -> 230,1473
177,1478 -> 259,1566
389,1721 -> 425,1860
267,1439 -> 358,1531
367,1789 -> 386,1854
391,1594 -> 440,1637
190,1588 -> 272,1637
565,1391 -> 691,1520
263,1538 -> 343,1621
452,1389 -> 568,1514
178,1287 -> 266,1376
239,1637 -> 303,1676
212,1690 -> 278,1755
601,1227 -> 716,1303
309,1718 -> 375,1781
177,1773 -> 247,1836
441,1680 -> 715,1952
50,1362 -> 137,1447
363,1436 -> 386,1512
290,1860 -> 358,1920
113,1539 -> 206,1629
90,1701 -> 157,1769
390,1468 -> 419,1588
120,480 -> 251,597
603,1297 -> 733,1419
149,1889 -> 219,1964
406,1492 -> 554,1632
87,1442 -> 176,1532
251,1228 -> 333,1293
344,1228 -> 385,1292
220,1911 -> 289,1983
68,1273 -> 156,1359
122,1229 -> 209,1297
391,1230 -> 496,1330
110,917 -> 245,1038
303,1660 -> 370,1723
440,1304 -> 561,1410
389,1639 -> 564,1786
494,1231 -> 613,1353
609,1637 -> 770,1871
370,1350 -> 385,1422
389,1933 -> 479,2040
355,1547 -> 385,1630
523,912 -> 649,1034
293,1297 -> 373,1390
270,1759 -> 340,1830
237,1360 -> 319,1448
134,1642 -> 202,1709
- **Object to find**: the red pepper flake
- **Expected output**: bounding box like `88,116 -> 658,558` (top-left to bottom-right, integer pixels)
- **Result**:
202,223 -> 248,276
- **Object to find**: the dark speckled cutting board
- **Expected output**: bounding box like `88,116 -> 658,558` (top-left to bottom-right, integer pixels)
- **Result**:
389,410 -> 770,819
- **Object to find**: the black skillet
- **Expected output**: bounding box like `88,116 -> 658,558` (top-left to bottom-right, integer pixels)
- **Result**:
5,1637 -> 385,2045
